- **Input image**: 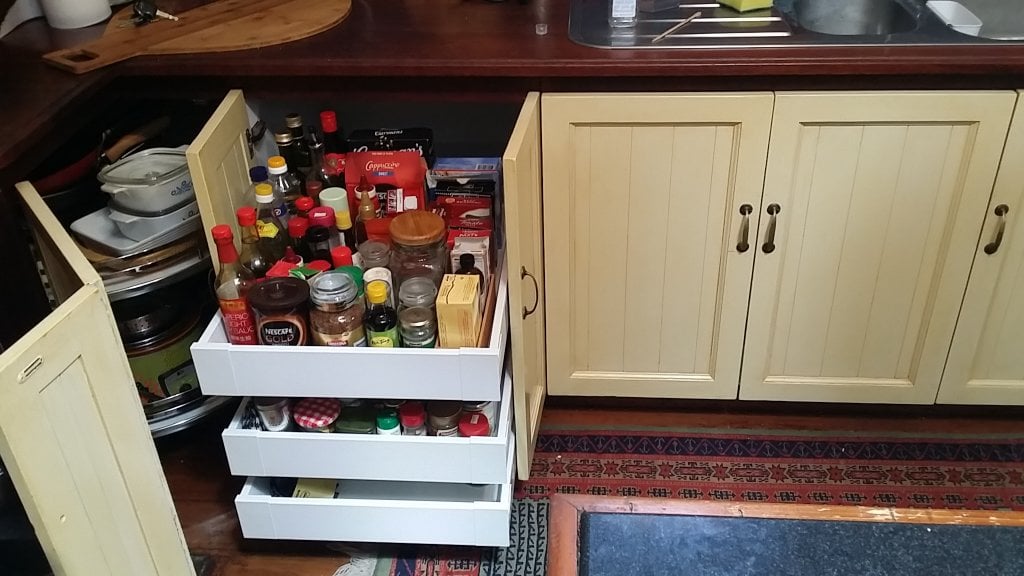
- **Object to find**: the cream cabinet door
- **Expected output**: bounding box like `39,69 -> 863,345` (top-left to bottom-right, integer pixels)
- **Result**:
0,183 -> 194,575
504,93 -> 548,480
542,93 -> 774,399
742,91 -> 1016,404
939,92 -> 1024,405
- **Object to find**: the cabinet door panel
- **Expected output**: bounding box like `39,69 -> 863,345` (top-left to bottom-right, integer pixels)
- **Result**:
542,93 -> 773,399
743,92 -> 1016,404
0,183 -> 194,575
503,93 -> 547,480
940,92 -> 1024,405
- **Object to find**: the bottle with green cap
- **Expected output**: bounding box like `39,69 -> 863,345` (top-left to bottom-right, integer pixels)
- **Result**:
365,280 -> 399,347
376,408 -> 401,435
254,183 -> 288,261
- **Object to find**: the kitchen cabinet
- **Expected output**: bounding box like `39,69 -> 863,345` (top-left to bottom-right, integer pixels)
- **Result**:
541,93 -> 774,399
939,91 -> 1024,405
0,184 -> 194,574
741,92 -> 1017,404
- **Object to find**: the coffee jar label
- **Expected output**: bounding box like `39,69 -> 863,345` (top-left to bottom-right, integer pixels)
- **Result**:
258,318 -> 306,346
312,326 -> 367,347
219,298 -> 257,345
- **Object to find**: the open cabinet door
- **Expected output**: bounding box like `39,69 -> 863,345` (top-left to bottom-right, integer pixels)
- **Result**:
0,183 -> 194,575
187,89 -> 254,264
504,93 -> 547,481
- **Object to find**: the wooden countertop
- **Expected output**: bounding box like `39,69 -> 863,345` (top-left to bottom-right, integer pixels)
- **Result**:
4,0 -> 1024,185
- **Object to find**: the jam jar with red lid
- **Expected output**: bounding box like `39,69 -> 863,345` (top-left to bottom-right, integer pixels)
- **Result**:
248,277 -> 310,346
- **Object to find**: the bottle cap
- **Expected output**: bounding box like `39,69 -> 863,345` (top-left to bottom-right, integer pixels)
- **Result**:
356,175 -> 374,194
331,246 -> 353,267
309,206 -> 336,229
366,280 -> 388,305
282,246 -> 303,265
273,131 -> 293,144
336,210 -> 353,230
376,409 -> 400,431
285,113 -> 303,129
236,206 -> 257,226
399,401 -> 426,428
211,224 -> 234,243
319,187 -> 350,214
254,183 -> 274,203
295,196 -> 315,214
390,211 -> 446,246
320,110 -> 338,133
268,156 -> 288,175
458,413 -> 490,437
288,217 -> 309,239
306,180 -> 324,198
249,166 -> 268,183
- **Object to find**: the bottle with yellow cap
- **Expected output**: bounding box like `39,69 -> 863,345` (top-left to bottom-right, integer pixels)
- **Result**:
254,182 -> 289,261
365,280 -> 399,347
268,155 -> 302,218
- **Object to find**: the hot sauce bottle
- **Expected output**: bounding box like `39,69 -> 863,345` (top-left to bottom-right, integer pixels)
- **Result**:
212,225 -> 258,345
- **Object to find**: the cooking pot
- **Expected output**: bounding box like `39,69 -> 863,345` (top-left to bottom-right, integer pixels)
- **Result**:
99,147 -> 195,214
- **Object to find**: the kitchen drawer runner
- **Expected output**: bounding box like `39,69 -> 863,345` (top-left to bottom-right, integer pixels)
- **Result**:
234,435 -> 515,547
222,371 -> 514,484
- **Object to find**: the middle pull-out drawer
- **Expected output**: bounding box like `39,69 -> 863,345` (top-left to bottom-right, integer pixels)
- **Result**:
222,371 -> 513,484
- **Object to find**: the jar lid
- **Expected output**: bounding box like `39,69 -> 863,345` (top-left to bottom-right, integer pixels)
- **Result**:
463,400 -> 490,411
309,271 -> 358,306
358,240 -> 390,263
377,409 -> 400,430
426,400 -> 462,420
390,211 -> 446,246
274,131 -> 293,144
398,277 -> 438,308
293,398 -> 340,429
459,412 -> 490,437
248,277 -> 310,312
399,401 -> 426,427
285,113 -> 304,129
399,306 -> 434,329
98,148 -> 189,186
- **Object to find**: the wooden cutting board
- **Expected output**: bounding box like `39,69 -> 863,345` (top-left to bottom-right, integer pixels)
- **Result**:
44,0 -> 350,74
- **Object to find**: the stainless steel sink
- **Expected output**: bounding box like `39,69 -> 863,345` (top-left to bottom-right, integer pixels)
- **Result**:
794,0 -> 918,35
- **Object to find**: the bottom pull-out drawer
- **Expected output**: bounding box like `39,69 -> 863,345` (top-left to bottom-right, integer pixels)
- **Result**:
234,437 -> 515,547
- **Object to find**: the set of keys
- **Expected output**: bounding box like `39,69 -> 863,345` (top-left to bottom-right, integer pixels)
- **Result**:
131,0 -> 179,25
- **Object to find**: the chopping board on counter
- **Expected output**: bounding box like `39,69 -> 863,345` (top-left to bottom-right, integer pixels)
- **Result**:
43,0 -> 351,74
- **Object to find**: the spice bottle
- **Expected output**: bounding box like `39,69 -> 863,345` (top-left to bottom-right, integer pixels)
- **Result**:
463,400 -> 496,434
376,409 -> 401,435
236,206 -> 274,279
389,210 -> 448,288
427,401 -> 462,437
212,225 -> 257,345
255,398 -> 293,432
399,402 -> 428,436
254,183 -> 289,261
293,398 -> 340,433
399,306 -> 437,348
458,412 -> 490,437
365,280 -> 399,348
309,271 -> 366,347
248,277 -> 310,346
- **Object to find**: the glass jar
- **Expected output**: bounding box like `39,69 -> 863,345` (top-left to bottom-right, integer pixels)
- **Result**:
389,211 -> 447,288
255,397 -> 293,432
399,306 -> 437,348
358,240 -> 391,270
399,402 -> 427,436
463,400 -> 497,435
292,398 -> 341,432
398,276 -> 438,313
248,277 -> 310,346
426,400 -> 462,437
308,271 -> 366,347
334,403 -> 376,434
376,409 -> 401,435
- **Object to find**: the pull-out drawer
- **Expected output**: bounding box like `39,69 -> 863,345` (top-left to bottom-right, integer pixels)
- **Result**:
234,436 -> 515,547
222,372 -> 513,483
191,263 -> 508,401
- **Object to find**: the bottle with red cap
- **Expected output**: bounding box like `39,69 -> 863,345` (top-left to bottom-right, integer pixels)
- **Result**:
212,225 -> 257,345
309,206 -> 341,249
320,110 -> 348,185
399,402 -> 427,436
287,216 -> 311,262
236,207 -> 274,279
295,196 -> 315,220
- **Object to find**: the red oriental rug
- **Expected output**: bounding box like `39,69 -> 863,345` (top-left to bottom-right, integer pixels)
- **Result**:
381,422 -> 1024,576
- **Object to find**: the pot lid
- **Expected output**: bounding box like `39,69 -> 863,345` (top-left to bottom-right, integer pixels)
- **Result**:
99,148 -> 189,186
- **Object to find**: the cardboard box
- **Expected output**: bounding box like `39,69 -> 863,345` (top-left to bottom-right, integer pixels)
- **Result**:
436,274 -> 481,349
449,230 -> 491,298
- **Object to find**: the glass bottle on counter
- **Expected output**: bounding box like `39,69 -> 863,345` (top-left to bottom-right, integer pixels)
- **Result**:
254,183 -> 289,261
285,113 -> 312,171
365,280 -> 399,348
399,402 -> 427,436
211,225 -> 257,345
320,110 -> 348,155
236,206 -> 274,279
287,216 -> 311,262
309,206 -> 340,249
268,155 -> 302,216
399,306 -> 437,348
308,271 -> 366,347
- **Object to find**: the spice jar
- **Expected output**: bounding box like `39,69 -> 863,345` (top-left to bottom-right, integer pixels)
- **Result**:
389,211 -> 447,288
398,276 -> 438,313
463,400 -> 497,434
426,400 -> 462,437
309,271 -> 366,347
400,402 -> 427,436
458,412 -> 490,437
376,409 -> 401,435
335,404 -> 376,434
358,240 -> 391,270
399,306 -> 437,348
255,397 -> 293,432
292,398 -> 341,432
248,277 -> 310,346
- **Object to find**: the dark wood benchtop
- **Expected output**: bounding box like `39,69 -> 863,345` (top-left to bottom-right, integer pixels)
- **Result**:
4,0 -> 1024,185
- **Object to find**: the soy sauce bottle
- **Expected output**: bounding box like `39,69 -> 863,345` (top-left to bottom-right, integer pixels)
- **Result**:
365,280 -> 399,348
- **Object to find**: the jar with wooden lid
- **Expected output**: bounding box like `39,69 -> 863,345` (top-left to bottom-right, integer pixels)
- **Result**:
308,271 -> 366,347
389,211 -> 447,288
426,400 -> 462,437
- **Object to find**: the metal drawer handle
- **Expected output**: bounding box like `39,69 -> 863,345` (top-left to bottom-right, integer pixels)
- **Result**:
737,204 -> 753,253
984,204 -> 1009,255
762,203 -> 781,254
522,266 -> 539,319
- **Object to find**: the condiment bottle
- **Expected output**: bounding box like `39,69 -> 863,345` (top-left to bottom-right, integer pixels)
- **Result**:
306,130 -> 338,196
319,187 -> 358,253
399,306 -> 437,348
365,280 -> 399,347
236,206 -> 274,279
305,226 -> 333,263
458,412 -> 490,437
211,225 -> 257,345
331,246 -> 354,268
254,183 -> 288,261
309,206 -> 340,248
308,271 -> 366,347
287,216 -> 311,262
255,398 -> 293,432
376,409 -> 401,435
295,196 -> 315,219
248,277 -> 310,346
320,110 -> 349,155
426,401 -> 462,437
268,155 -> 301,217
399,402 -> 427,436
284,113 -> 312,171
354,176 -> 377,244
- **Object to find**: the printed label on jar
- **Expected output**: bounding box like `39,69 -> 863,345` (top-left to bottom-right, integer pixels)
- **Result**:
404,336 -> 436,348
258,318 -> 306,346
434,426 -> 459,437
312,326 -> 367,347
368,326 -> 399,348
219,298 -> 257,344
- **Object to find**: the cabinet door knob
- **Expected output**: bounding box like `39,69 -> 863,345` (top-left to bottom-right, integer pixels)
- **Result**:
521,266 -> 540,319
737,204 -> 753,253
762,203 -> 781,254
983,204 -> 1009,255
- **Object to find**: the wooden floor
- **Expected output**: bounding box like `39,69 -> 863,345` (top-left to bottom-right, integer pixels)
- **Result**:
158,401 -> 1024,575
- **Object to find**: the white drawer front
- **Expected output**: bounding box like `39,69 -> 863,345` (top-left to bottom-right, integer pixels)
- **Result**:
234,437 -> 514,547
222,372 -> 513,483
192,264 -> 508,401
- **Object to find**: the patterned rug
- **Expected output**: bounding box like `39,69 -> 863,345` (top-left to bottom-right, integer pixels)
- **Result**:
377,423 -> 1024,576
